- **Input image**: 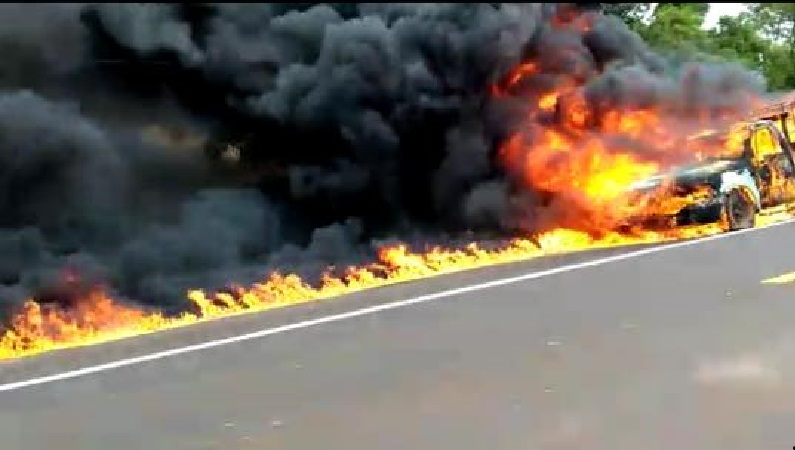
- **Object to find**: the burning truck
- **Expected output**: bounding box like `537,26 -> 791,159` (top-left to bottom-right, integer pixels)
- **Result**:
6,2 -> 795,361
623,114 -> 795,232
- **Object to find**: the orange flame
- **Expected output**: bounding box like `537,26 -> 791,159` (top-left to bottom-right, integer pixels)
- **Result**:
2,206 -> 793,361
0,223 -> 734,361
494,47 -> 762,235
0,11 -> 789,361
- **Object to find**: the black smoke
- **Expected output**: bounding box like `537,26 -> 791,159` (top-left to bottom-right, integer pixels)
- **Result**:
0,3 -> 765,317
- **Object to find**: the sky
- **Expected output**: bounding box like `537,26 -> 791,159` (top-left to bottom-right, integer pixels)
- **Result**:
702,3 -> 748,29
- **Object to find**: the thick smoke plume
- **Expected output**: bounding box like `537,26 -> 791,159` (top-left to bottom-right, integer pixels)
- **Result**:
0,3 -> 766,316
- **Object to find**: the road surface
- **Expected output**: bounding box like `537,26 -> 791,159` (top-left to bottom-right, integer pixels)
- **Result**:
2,222 -> 795,450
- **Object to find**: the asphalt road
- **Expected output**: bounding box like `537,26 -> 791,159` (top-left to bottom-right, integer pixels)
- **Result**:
3,222 -> 795,450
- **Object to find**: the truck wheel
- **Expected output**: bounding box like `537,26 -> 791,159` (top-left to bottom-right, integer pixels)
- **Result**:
721,188 -> 756,231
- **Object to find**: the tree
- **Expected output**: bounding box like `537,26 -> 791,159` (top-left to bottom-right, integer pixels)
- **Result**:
706,13 -> 767,65
639,3 -> 708,55
600,3 -> 652,32
760,45 -> 795,90
603,3 -> 795,91
746,3 -> 795,90
749,3 -> 795,50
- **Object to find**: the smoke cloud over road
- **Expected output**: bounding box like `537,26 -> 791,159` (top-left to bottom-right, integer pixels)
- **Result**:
0,3 -> 766,315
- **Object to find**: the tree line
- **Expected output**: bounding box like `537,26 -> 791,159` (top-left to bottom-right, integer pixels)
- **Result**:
604,3 -> 795,91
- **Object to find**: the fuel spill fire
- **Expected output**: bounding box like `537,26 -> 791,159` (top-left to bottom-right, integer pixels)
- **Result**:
0,225 -> 727,361
3,181 -> 791,362
1,207 -> 792,362
0,17 -> 792,362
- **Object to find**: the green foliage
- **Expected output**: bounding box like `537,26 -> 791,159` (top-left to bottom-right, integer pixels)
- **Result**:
601,3 -> 652,30
601,3 -> 795,91
639,3 -> 708,56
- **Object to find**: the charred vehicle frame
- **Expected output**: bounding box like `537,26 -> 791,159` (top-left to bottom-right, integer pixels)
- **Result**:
624,119 -> 795,232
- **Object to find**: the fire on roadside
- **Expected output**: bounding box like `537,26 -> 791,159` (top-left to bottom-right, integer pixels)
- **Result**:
0,224 -> 728,362
0,30 -> 787,362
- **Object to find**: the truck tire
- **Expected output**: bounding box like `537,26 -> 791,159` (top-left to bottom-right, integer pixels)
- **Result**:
721,188 -> 756,231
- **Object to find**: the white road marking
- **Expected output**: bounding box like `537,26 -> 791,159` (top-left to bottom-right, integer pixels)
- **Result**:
1,219 -> 793,393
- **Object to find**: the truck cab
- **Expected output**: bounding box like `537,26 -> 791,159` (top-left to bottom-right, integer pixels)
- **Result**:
747,120 -> 795,207
748,94 -> 795,206
624,118 -> 795,231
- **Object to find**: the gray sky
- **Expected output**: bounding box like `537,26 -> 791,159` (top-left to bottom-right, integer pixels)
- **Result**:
703,3 -> 748,28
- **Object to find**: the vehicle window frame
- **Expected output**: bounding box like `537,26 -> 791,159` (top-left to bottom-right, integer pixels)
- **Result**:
771,125 -> 795,177
751,126 -> 782,160
749,123 -> 795,188
687,129 -> 748,161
